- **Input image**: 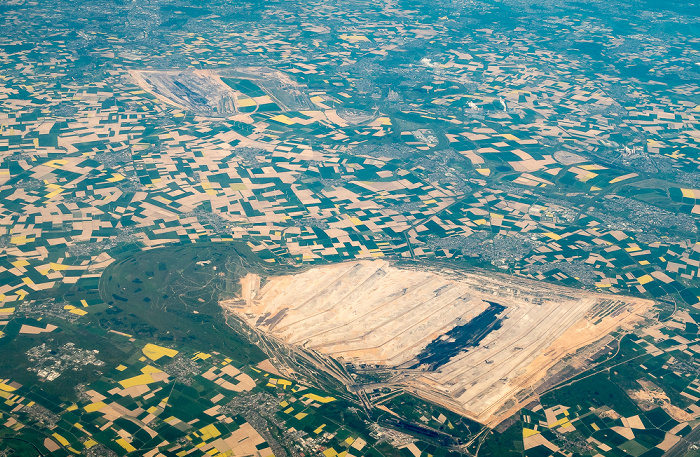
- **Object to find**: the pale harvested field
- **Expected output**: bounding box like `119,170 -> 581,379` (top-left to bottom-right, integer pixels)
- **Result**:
222,259 -> 653,424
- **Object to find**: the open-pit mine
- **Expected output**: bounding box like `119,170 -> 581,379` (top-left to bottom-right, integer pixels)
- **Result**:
129,67 -> 313,117
221,260 -> 653,425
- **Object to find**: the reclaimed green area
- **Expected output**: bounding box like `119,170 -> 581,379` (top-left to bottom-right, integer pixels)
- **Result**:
97,242 -> 293,364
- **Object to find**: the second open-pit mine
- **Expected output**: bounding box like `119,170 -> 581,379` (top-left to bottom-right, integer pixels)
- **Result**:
221,259 -> 653,424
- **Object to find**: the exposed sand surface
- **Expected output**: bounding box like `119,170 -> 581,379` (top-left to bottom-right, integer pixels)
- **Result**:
221,260 -> 653,424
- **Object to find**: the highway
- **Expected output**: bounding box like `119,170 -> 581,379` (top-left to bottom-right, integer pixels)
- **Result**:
663,424 -> 700,457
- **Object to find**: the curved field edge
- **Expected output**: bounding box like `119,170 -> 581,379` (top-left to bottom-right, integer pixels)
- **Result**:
97,242 -> 284,365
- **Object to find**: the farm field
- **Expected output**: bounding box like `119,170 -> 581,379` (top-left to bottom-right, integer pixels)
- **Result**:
1,0 -> 700,454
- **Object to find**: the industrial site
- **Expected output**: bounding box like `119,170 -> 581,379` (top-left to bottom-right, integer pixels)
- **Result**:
223,260 -> 654,424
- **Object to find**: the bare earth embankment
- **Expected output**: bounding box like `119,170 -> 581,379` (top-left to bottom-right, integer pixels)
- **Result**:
221,259 -> 653,425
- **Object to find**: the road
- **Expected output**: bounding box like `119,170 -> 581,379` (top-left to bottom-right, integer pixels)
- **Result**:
402,191 -> 469,258
663,424 -> 700,457
0,437 -> 46,456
